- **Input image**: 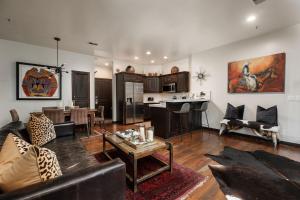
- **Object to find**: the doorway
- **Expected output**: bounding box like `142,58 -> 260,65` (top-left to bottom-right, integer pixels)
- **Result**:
72,71 -> 90,108
95,78 -> 112,119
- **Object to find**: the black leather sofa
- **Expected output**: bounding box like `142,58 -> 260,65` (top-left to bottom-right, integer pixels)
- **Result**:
0,121 -> 126,200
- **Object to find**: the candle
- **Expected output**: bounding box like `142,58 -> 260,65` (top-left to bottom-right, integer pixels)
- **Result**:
147,128 -> 154,142
139,126 -> 146,142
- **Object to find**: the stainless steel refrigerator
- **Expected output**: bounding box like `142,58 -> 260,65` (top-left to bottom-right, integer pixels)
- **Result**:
125,82 -> 144,124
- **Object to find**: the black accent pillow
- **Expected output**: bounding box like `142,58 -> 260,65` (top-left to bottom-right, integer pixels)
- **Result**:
224,103 -> 245,120
256,106 -> 278,126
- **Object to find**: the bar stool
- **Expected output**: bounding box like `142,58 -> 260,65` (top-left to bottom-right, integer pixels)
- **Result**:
173,103 -> 190,141
194,101 -> 210,133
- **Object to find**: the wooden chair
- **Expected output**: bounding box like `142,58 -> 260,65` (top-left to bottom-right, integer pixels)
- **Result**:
9,109 -> 20,122
43,109 -> 65,124
95,106 -> 105,128
70,108 -> 90,136
42,106 -> 58,113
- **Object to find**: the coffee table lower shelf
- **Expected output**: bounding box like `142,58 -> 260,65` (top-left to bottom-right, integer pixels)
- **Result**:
103,134 -> 173,192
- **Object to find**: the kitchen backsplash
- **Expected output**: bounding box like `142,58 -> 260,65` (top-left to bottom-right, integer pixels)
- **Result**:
143,91 -> 211,103
143,93 -> 189,103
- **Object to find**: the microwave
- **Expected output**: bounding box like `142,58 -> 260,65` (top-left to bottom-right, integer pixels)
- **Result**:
162,83 -> 176,93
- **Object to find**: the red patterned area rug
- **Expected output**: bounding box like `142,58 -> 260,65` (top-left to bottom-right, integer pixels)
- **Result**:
95,151 -> 207,200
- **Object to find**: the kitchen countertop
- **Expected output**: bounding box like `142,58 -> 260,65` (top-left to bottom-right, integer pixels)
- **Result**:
165,98 -> 209,103
149,99 -> 209,108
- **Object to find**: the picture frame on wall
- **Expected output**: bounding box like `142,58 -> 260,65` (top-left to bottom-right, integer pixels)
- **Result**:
228,53 -> 285,93
16,62 -> 62,100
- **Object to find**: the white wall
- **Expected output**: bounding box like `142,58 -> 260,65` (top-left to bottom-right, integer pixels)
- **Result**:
0,39 -> 95,125
162,58 -> 190,74
186,24 -> 300,144
95,66 -> 113,79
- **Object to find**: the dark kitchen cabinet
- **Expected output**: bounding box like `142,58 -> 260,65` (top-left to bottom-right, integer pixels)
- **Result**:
122,73 -> 144,82
160,74 -> 177,85
176,72 -> 189,92
144,76 -> 160,93
160,72 -> 189,93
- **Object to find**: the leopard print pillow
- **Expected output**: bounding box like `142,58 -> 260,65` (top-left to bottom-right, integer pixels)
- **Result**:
33,146 -> 62,181
11,134 -> 31,155
27,114 -> 56,146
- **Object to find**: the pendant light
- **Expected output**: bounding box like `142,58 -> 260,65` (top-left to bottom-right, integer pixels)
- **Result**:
53,37 -> 68,74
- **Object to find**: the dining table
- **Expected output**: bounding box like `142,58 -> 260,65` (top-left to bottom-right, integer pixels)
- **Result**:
31,108 -> 98,135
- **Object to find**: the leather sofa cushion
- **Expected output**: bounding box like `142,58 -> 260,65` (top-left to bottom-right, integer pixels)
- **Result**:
0,135 -> 62,192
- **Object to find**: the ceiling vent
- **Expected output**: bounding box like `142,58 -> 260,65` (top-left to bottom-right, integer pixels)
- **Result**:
252,0 -> 266,5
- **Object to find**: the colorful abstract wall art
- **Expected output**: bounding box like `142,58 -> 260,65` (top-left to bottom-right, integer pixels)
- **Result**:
16,62 -> 62,100
228,53 -> 285,93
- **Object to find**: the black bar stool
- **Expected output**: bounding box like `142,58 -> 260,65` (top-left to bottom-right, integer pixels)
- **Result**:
173,103 -> 190,141
194,101 -> 210,133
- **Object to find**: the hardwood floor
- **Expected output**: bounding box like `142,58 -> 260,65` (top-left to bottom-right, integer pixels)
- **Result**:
81,122 -> 300,200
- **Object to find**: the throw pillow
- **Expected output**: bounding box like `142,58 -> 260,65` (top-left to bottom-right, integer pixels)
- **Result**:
27,114 -> 56,146
224,103 -> 245,120
0,143 -> 62,192
256,106 -> 278,126
0,133 -> 31,170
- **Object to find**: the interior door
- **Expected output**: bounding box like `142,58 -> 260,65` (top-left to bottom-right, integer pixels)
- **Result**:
95,78 -> 112,118
72,71 -> 90,108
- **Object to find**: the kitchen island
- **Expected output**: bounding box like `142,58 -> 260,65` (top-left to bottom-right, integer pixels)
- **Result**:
149,99 -> 209,139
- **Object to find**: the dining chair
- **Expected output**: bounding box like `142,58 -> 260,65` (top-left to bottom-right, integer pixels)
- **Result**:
42,106 -> 58,113
95,106 -> 105,128
9,109 -> 20,122
43,109 -> 65,124
70,108 -> 90,136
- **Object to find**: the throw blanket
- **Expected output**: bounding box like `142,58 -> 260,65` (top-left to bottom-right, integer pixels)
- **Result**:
206,147 -> 300,200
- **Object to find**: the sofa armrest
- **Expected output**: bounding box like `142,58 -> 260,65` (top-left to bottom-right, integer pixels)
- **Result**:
54,122 -> 75,138
0,159 -> 126,200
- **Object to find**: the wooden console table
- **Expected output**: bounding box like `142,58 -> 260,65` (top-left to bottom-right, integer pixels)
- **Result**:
103,133 -> 173,192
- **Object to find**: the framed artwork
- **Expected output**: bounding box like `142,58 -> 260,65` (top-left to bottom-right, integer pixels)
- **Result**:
16,62 -> 62,100
228,53 -> 285,93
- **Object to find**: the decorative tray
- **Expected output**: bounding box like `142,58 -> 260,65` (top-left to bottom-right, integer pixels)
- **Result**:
123,139 -> 155,150
115,130 -> 139,139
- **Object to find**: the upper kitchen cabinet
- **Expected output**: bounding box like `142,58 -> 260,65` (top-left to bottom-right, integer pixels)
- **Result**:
144,76 -> 160,93
176,72 -> 189,92
160,74 -> 177,84
160,72 -> 190,93
121,72 -> 144,82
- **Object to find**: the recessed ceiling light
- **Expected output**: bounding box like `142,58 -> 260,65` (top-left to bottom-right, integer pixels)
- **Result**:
104,62 -> 109,66
134,56 -> 139,60
246,15 -> 257,23
146,51 -> 151,55
151,60 -> 155,63
163,56 -> 168,59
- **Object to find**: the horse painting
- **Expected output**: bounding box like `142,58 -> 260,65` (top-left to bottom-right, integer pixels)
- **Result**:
228,53 -> 285,93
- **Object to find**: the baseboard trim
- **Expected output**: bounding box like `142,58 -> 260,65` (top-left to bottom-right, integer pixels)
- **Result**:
280,141 -> 300,147
205,128 -> 300,147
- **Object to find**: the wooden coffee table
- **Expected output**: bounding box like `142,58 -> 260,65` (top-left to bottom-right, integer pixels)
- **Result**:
103,133 -> 173,192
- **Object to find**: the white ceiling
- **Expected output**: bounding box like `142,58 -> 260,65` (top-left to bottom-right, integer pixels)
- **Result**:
1,0 -> 300,65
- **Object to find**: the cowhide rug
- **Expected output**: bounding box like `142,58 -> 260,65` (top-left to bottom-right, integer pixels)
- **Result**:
206,147 -> 300,200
